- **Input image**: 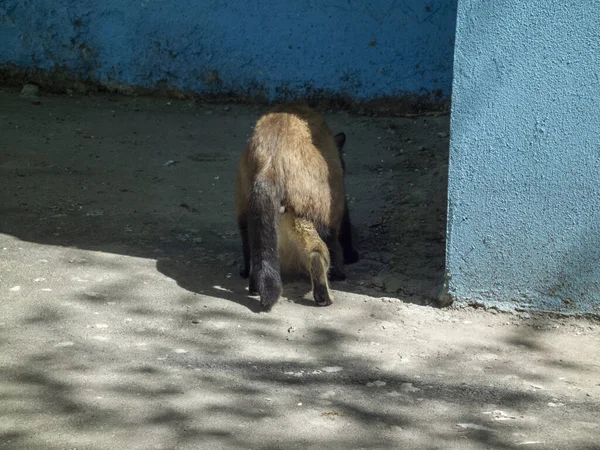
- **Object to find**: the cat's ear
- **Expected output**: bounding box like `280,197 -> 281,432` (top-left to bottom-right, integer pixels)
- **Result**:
334,132 -> 346,150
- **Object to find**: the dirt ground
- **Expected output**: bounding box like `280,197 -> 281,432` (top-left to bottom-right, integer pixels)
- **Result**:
0,89 -> 599,449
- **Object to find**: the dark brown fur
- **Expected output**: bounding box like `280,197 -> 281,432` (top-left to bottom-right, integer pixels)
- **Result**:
235,104 -> 358,311
335,133 -> 360,265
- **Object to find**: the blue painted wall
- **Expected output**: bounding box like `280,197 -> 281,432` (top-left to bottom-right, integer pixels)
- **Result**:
0,0 -> 457,101
446,1 -> 600,313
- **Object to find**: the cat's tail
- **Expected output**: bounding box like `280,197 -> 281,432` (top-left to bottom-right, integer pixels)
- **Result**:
248,172 -> 283,311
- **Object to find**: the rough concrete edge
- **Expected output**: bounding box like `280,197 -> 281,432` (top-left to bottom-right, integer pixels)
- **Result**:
436,273 -> 454,308
0,63 -> 451,117
440,284 -> 600,319
438,284 -> 600,320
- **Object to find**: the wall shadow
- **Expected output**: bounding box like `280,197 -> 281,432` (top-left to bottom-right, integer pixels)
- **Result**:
0,90 -> 449,313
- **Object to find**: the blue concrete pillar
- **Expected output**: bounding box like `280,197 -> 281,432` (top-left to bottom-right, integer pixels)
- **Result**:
446,1 -> 600,312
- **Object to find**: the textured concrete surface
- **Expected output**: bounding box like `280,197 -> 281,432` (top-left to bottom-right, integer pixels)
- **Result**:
0,0 -> 457,101
446,1 -> 600,312
1,90 -> 599,449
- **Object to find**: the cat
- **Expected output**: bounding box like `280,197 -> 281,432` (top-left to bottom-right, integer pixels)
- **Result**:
235,104 -> 358,311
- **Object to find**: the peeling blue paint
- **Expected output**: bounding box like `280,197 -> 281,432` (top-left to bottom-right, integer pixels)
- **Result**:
447,1 -> 600,313
0,0 -> 457,100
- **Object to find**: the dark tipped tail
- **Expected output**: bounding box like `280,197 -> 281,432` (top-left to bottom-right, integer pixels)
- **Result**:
248,177 -> 282,311
339,198 -> 360,265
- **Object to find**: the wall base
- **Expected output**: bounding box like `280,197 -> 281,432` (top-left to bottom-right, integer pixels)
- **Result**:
0,63 -> 450,116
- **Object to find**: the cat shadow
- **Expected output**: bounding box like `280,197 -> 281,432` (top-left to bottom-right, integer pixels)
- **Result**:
156,257 -> 321,313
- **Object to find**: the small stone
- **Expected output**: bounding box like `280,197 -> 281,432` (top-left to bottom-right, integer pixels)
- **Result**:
68,257 -> 88,264
222,105 -> 231,111
437,132 -> 449,138
371,276 -> 385,289
456,423 -> 495,432
383,275 -> 404,294
319,390 -> 336,399
21,84 -> 40,98
9,286 -> 21,292
105,83 -> 134,95
484,410 -> 517,420
399,382 -> 420,392
73,82 -> 89,94
322,366 -> 343,373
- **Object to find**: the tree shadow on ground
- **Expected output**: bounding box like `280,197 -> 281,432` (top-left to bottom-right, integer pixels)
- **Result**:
2,278 -> 598,449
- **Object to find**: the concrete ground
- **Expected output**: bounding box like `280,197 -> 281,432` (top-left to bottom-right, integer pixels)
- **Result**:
0,89 -> 599,450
